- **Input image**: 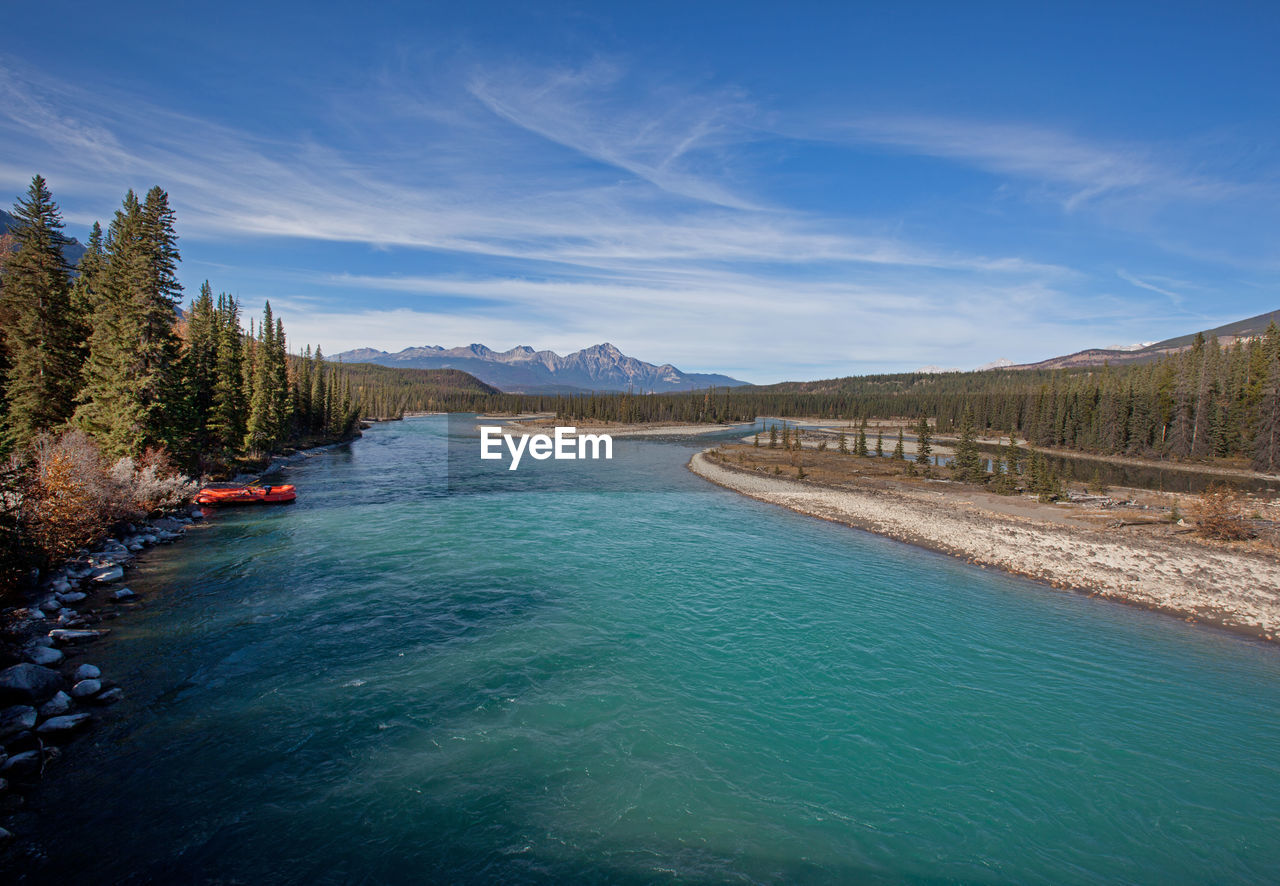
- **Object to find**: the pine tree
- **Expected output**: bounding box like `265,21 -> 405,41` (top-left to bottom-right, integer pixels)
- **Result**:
271,316 -> 291,441
875,429 -> 884,458
1254,353 -> 1280,473
296,344 -> 313,436
837,431 -> 849,454
310,346 -> 328,434
75,187 -> 186,455
208,294 -> 245,450
892,428 -> 905,460
75,191 -> 146,453
855,419 -> 868,457
914,417 -> 932,466
244,303 -> 278,452
183,281 -> 219,451
69,221 -> 105,357
0,176 -> 80,448
952,412 -> 983,482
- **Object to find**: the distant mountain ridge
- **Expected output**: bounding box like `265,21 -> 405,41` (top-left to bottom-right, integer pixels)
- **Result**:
332,342 -> 749,393
1007,309 -> 1280,371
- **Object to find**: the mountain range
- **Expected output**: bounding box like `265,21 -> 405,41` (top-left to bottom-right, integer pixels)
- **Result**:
333,342 -> 749,394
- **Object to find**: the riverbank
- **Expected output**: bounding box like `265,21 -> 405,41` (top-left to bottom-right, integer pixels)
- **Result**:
689,450 -> 1280,642
0,507 -> 203,838
0,438 -> 354,842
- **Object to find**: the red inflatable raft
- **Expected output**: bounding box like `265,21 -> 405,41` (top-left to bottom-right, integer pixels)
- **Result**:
194,484 -> 297,506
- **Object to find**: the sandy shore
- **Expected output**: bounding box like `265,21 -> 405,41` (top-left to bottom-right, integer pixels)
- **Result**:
689,451 -> 1280,641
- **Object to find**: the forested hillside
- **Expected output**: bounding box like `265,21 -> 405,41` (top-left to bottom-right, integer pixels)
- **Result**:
326,363 -> 512,418
551,328 -> 1280,472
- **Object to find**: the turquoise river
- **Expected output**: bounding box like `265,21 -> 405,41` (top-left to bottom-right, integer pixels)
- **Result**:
19,416 -> 1280,883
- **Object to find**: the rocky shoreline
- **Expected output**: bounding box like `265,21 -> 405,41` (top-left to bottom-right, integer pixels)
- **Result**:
0,506 -> 205,841
689,450 -> 1280,643
0,439 -> 355,846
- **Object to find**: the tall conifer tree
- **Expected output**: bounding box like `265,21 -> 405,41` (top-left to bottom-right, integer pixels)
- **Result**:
0,175 -> 80,448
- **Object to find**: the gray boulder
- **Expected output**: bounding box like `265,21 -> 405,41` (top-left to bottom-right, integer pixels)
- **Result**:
0,664 -> 64,704
0,706 -> 37,739
1,750 -> 43,779
48,628 -> 106,644
94,688 -> 124,705
37,713 -> 92,736
57,590 -> 87,604
24,646 -> 63,667
70,679 -> 101,699
39,691 -> 72,718
91,565 -> 124,583
112,587 -> 136,601
73,664 -> 101,682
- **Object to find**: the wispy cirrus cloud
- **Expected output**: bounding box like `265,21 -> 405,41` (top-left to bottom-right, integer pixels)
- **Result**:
467,58 -> 763,210
1116,269 -> 1186,305
0,57 -> 1237,377
840,115 -> 1250,210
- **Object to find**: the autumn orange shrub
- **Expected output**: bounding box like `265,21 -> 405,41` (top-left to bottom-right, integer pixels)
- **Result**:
23,431 -> 130,563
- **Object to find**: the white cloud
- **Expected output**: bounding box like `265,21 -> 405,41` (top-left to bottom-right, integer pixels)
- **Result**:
840,115 -> 1247,210
0,57 -> 1243,379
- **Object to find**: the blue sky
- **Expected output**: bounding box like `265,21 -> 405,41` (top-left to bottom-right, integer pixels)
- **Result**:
2,1 -> 1277,382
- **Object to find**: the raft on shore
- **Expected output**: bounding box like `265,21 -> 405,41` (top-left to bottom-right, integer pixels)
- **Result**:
194,484 -> 296,506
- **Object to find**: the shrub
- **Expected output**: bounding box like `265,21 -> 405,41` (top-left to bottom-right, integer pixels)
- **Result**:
110,447 -> 198,514
1192,485 -> 1257,541
23,431 -> 129,563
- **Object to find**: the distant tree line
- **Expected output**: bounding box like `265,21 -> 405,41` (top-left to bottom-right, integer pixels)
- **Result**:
550,331 -> 1280,472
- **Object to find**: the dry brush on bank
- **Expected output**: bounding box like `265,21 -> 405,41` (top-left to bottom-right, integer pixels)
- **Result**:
1,431 -> 197,595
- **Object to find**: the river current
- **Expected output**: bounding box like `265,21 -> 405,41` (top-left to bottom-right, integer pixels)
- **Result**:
23,416 -> 1280,883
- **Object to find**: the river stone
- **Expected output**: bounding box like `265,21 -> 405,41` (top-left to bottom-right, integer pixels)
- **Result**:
94,688 -> 124,705
39,691 -> 72,718
37,713 -> 92,736
112,587 -> 136,601
0,664 -> 64,704
56,590 -> 87,604
24,646 -> 63,667
73,664 -> 101,682
90,565 -> 124,583
27,608 -> 45,621
70,679 -> 101,699
42,597 -> 62,612
1,750 -> 42,779
0,706 -> 37,739
50,579 -> 71,593
48,628 -> 106,644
